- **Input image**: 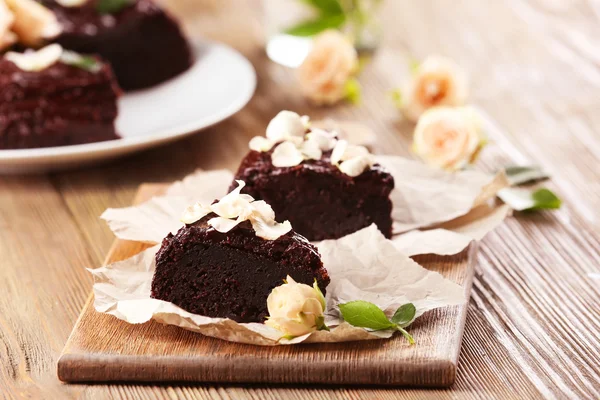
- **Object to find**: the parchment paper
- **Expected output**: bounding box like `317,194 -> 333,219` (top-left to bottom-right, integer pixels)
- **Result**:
91,225 -> 466,345
101,155 -> 509,256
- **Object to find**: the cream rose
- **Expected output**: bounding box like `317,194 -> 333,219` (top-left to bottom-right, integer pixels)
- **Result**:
401,55 -> 468,122
0,0 -> 16,50
265,276 -> 327,337
4,0 -> 61,46
297,29 -> 358,105
413,106 -> 486,171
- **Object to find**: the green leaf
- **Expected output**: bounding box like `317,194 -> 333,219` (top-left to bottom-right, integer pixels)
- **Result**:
391,303 -> 416,327
339,300 -> 395,331
531,188 -> 562,210
344,78 -> 361,105
60,51 -> 102,73
301,0 -> 344,15
284,14 -> 346,37
504,165 -> 550,186
96,0 -> 134,15
498,187 -> 562,211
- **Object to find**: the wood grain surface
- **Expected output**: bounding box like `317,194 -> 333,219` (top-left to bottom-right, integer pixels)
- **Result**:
1,0 -> 600,399
56,185 -> 475,387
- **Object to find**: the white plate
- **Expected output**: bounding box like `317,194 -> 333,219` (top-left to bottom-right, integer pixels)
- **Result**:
0,40 -> 256,174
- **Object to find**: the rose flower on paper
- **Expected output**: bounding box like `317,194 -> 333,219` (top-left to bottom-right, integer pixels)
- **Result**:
265,276 -> 328,338
297,29 -> 360,106
412,106 -> 486,171
393,55 -> 468,122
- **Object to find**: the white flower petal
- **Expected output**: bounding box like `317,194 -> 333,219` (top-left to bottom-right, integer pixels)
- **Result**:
181,202 -> 211,224
208,216 -> 243,233
300,115 -> 311,129
250,217 -> 292,240
250,200 -> 276,221
306,128 -> 337,151
181,178 -> 291,241
210,198 -> 247,219
344,144 -> 370,159
219,180 -> 247,203
249,136 -> 274,152
300,139 -> 322,160
330,139 -> 348,165
6,43 -> 62,72
271,141 -> 304,167
266,111 -> 306,142
338,155 -> 373,177
55,0 -> 87,7
330,139 -> 371,166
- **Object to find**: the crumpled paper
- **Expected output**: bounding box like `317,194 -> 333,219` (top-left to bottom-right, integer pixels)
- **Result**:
102,156 -> 509,256
91,225 -> 466,346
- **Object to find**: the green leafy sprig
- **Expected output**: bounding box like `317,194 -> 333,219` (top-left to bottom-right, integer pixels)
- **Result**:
498,187 -> 561,212
60,51 -> 102,73
498,165 -> 561,212
285,0 -> 382,40
96,0 -> 135,15
504,165 -> 550,186
339,300 -> 416,344
286,0 -> 346,37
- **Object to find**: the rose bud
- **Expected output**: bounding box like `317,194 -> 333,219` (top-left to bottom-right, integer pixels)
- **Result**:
5,0 -> 61,46
412,106 -> 486,171
265,276 -> 327,338
297,29 -> 359,105
398,55 -> 468,122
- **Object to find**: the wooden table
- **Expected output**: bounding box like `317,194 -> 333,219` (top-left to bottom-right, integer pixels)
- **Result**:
1,1 -> 599,398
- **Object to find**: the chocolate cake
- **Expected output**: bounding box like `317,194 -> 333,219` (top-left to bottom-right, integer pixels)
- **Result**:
232,148 -> 394,241
42,0 -> 192,91
151,215 -> 330,323
0,48 -> 121,149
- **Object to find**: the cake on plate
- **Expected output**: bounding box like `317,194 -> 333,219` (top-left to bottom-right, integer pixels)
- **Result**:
0,44 -> 121,149
42,0 -> 192,91
151,181 -> 330,323
231,111 -> 394,241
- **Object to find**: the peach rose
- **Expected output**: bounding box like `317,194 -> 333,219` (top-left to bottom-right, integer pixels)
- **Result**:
401,55 -> 468,122
4,0 -> 61,46
413,107 -> 486,171
265,276 -> 327,338
0,0 -> 16,50
297,30 -> 358,105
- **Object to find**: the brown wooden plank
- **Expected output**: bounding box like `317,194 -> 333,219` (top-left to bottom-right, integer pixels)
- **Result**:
57,183 -> 475,387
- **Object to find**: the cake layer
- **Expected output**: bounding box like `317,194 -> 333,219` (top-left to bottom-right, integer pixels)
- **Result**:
0,56 -> 121,149
0,119 -> 118,149
43,0 -> 193,91
232,149 -> 394,241
152,217 -> 330,323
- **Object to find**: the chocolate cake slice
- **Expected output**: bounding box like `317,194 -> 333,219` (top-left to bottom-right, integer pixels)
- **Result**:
151,192 -> 330,323
230,111 -> 394,241
232,149 -> 394,241
0,46 -> 121,149
42,0 -> 193,91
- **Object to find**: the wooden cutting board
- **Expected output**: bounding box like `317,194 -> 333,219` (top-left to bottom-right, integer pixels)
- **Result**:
57,184 -> 476,387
